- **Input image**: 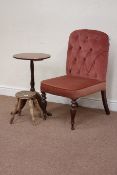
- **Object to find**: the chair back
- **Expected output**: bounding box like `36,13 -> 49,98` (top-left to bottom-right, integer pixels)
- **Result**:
66,29 -> 109,81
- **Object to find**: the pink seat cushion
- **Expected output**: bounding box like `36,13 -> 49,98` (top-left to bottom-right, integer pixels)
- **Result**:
41,75 -> 105,100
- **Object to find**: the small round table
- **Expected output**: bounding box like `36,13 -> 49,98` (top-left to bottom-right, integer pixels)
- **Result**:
13,53 -> 50,91
11,53 -> 51,123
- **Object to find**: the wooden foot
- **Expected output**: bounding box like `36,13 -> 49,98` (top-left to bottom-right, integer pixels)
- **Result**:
10,115 -> 15,124
70,100 -> 78,130
101,90 -> 110,115
46,111 -> 52,116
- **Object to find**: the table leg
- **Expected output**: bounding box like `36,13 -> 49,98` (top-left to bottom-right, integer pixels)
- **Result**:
11,99 -> 27,115
10,99 -> 27,124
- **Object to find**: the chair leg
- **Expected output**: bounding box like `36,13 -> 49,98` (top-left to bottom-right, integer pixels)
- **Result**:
41,92 -> 47,120
101,90 -> 110,115
70,100 -> 78,130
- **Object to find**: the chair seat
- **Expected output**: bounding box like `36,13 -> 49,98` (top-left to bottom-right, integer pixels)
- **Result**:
41,75 -> 106,100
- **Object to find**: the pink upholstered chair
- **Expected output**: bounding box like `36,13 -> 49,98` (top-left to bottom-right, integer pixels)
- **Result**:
40,29 -> 110,130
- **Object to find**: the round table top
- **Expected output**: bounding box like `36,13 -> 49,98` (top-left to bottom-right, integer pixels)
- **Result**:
13,53 -> 51,61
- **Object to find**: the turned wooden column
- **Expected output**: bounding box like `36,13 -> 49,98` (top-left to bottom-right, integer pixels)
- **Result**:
70,100 -> 78,130
30,60 -> 35,91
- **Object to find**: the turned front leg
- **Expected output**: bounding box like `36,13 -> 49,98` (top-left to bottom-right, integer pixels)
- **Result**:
70,100 -> 78,130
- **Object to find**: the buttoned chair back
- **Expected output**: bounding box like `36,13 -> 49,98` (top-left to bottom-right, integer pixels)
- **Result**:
66,29 -> 109,81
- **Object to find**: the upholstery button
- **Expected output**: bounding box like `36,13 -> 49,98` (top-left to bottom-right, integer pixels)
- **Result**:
90,48 -> 92,51
74,57 -> 77,61
84,57 -> 86,61
73,58 -> 77,64
69,69 -> 72,73
79,46 -> 81,50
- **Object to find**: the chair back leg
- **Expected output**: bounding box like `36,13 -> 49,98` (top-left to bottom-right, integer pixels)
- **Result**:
101,90 -> 110,115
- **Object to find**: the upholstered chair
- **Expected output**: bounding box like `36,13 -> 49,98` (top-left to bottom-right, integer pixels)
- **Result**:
40,29 -> 110,130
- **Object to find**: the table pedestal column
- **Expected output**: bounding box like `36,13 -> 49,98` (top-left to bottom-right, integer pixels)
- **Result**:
29,60 -> 52,117
30,60 -> 35,91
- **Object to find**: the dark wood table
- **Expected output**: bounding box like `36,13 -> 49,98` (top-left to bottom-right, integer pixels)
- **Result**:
13,53 -> 51,117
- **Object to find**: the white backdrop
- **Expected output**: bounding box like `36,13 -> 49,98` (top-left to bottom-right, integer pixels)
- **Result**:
0,0 -> 117,110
